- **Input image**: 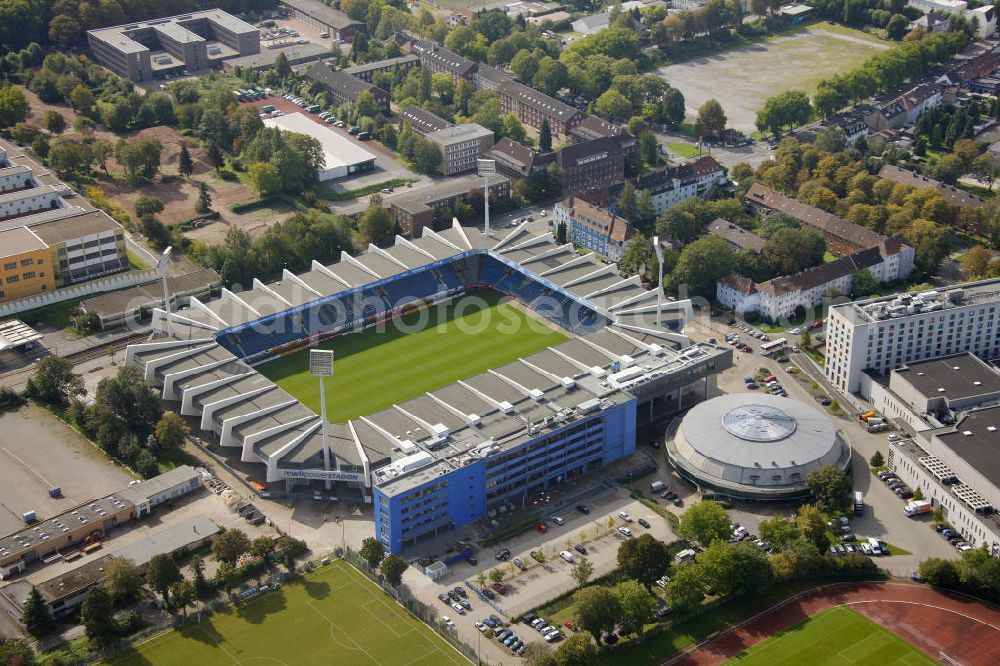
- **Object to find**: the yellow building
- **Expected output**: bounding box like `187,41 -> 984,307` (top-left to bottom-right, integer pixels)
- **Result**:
0,227 -> 56,303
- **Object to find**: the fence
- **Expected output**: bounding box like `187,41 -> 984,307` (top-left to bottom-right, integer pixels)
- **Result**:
42,618 -> 176,666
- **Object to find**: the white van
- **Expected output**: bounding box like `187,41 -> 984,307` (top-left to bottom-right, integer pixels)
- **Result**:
559,550 -> 575,563
650,480 -> 666,493
867,537 -> 882,556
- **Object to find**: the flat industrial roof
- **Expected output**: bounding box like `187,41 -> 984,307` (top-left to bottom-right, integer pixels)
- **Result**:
262,113 -> 377,172
935,406 -> 1000,482
0,227 -> 46,256
30,210 -> 122,244
895,353 -> 1000,401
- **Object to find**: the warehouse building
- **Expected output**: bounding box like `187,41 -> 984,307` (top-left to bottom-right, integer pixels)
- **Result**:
280,0 -> 365,42
262,113 -> 376,181
825,280 -> 1000,394
0,466 -> 202,579
87,10 -> 260,82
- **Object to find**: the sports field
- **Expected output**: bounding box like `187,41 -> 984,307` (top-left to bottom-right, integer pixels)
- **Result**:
725,607 -> 935,665
257,290 -> 569,421
106,560 -> 470,666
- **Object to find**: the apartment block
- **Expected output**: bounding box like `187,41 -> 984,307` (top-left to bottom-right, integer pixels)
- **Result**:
424,124 -> 495,176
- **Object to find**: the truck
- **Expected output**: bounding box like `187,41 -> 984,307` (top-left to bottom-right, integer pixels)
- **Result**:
854,491 -> 864,516
904,499 -> 932,517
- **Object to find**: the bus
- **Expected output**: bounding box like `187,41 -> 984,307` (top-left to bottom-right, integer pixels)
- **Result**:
760,337 -> 787,356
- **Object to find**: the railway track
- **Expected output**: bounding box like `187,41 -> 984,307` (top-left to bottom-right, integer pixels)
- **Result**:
0,330 -> 151,387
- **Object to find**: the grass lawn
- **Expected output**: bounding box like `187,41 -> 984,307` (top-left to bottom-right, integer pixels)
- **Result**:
257,291 -> 568,421
104,560 -> 470,666
668,142 -> 705,158
725,606 -> 934,665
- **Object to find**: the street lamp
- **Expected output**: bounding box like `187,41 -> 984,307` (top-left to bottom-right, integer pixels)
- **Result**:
477,159 -> 496,238
309,349 -> 334,491
652,236 -> 665,327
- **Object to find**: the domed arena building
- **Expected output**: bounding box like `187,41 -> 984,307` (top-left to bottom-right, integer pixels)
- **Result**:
666,393 -> 851,500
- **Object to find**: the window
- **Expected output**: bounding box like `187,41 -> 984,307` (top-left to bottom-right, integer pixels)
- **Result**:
3,262 -> 15,271
22,271 -> 35,280
20,258 -> 33,267
6,275 -> 18,283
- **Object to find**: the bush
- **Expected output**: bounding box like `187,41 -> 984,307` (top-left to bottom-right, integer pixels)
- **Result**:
115,608 -> 144,635
231,196 -> 277,213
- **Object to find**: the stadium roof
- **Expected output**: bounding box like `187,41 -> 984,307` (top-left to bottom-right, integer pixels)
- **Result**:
126,220 -> 721,491
263,112 -> 377,174
0,320 -> 42,351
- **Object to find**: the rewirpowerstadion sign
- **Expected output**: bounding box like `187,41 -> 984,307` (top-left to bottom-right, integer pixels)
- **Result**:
283,470 -> 363,482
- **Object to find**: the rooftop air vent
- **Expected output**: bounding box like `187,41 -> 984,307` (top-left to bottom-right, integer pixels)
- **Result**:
529,388 -> 545,401
498,401 -> 514,414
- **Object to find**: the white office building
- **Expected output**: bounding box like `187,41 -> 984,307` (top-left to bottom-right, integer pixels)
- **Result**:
824,279 -> 1000,395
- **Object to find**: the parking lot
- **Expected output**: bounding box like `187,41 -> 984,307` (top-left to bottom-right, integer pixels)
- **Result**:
0,404 -> 135,536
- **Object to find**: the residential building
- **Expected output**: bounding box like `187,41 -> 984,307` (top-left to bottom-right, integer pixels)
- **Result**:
910,10 -> 951,31
616,155 -> 727,217
865,82 -> 944,131
303,63 -> 390,114
486,138 -> 556,181
744,183 -> 885,256
555,196 -> 634,261
401,105 -> 455,135
344,55 -> 420,83
801,110 -> 869,146
424,124 -> 495,176
222,42 -> 329,72
472,63 -> 513,91
87,10 -> 260,82
717,239 -> 915,321
410,39 -> 477,83
571,2 -> 646,34
558,137 -> 626,196
878,164 -> 987,209
570,115 -> 638,160
707,219 -> 765,252
824,279 -> 1000,394
498,80 -> 584,137
390,174 -> 510,236
909,0 -> 997,38
280,0 -> 365,41
263,113 -> 376,180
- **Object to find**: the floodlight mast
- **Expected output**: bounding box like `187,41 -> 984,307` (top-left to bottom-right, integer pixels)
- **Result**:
477,159 -> 496,237
309,349 -> 335,490
653,236 -> 665,327
160,247 -> 173,333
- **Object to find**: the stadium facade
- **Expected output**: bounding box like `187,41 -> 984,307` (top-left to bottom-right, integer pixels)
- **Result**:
126,222 -> 731,553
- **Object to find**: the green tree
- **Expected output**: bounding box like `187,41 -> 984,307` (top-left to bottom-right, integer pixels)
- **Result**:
961,246 -> 993,279
595,89 -> 632,120
852,269 -> 879,297
617,534 -> 672,586
0,84 -> 29,128
171,579 -> 196,619
178,143 -> 194,178
556,221 -> 567,244
69,84 -> 95,114
43,110 -> 66,135
695,99 -> 727,139
620,233 -> 652,276
616,579 -> 656,634
570,557 -> 594,587
134,195 -> 165,219
539,118 -> 552,152
275,51 -> 292,79
550,631 -> 598,665
355,90 -> 378,118
247,162 -> 283,197
669,235 -> 735,299
699,540 -> 775,598
25,356 -> 84,406
146,554 -> 181,604
196,181 -> 212,214
212,529 -> 250,565
640,131 -> 659,166
214,561 -> 239,598
678,500 -> 731,547
805,465 -> 851,513
21,586 -> 53,637
488,567 -> 506,584
81,586 -> 116,645
573,585 -> 621,637
501,112 -> 529,145
795,504 -> 829,550
104,557 -> 142,605
665,563 -> 705,613
919,557 -> 960,588
756,90 -> 813,136
380,554 -> 408,587
886,13 -> 909,40
758,516 -> 801,551
276,536 -> 308,574
359,195 -> 395,245
869,450 -> 885,468
154,411 -> 187,451
762,227 -> 825,275
191,556 -> 208,597
359,537 -> 386,569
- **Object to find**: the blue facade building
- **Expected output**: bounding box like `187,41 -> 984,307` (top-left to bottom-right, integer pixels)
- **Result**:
374,398 -> 636,554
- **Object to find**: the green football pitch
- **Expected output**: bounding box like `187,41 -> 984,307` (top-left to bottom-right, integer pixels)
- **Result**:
105,560 -> 470,666
725,606 -> 935,665
257,290 -> 569,421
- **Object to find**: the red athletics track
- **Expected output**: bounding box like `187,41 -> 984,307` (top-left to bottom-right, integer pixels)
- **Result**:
661,582 -> 1000,666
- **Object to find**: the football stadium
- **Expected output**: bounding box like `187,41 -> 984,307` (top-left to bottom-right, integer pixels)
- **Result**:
126,221 -> 731,554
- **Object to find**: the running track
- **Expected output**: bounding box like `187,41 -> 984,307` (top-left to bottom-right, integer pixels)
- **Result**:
661,582 -> 1000,666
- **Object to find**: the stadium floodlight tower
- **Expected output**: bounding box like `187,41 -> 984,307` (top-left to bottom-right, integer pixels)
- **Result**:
477,158 -> 496,237
309,349 -> 335,490
159,246 -> 173,332
652,236 -> 664,327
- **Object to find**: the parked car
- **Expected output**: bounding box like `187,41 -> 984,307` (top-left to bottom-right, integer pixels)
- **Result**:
574,544 -> 588,555
438,593 -> 449,604
559,550 -> 575,563
512,557 -> 526,571
618,512 -> 633,523
530,550 -> 544,562
618,527 -> 634,538
638,518 -> 651,529
495,548 -> 511,561
441,616 -> 455,627
551,515 -> 565,525
576,504 -> 591,514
